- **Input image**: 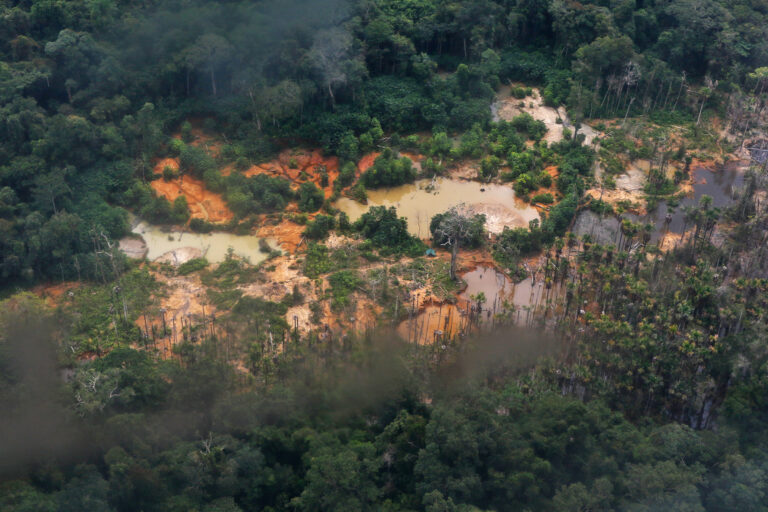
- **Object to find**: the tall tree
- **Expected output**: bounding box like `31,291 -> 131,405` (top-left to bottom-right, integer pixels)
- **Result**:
433,204 -> 484,280
184,34 -> 233,97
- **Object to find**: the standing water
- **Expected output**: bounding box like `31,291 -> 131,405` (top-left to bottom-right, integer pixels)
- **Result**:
629,163 -> 746,241
335,178 -> 538,238
131,221 -> 276,264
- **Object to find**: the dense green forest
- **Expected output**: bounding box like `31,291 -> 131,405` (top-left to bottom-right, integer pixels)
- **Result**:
3,0 -> 768,510
3,0 -> 768,283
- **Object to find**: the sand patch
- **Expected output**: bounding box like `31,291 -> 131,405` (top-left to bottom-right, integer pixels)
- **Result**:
586,159 -> 650,213
154,247 -> 203,266
449,161 -> 480,180
658,231 -> 685,252
119,237 -> 148,260
614,164 -> 646,192
138,271 -> 215,357
493,88 -> 568,144
470,202 -> 539,235
31,282 -> 80,306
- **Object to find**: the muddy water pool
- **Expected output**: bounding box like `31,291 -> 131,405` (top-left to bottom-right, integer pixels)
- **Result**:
629,163 -> 747,241
335,178 -> 539,238
398,264 -> 563,343
131,221 -> 276,264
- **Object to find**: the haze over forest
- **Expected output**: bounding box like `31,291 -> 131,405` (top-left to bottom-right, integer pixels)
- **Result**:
2,0 -> 768,510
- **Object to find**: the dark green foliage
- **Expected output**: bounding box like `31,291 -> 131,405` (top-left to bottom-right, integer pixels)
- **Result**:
337,162 -> 357,189
350,183 -> 368,203
4,2 -> 768,511
645,168 -> 677,196
532,192 -> 555,205
500,48 -> 555,84
360,149 -> 416,189
303,214 -> 336,240
225,174 -> 294,217
479,156 -> 501,179
179,144 -> 216,179
510,86 -> 532,99
171,196 -> 190,224
297,182 -> 324,213
189,218 -> 216,233
510,113 -> 547,141
552,139 -> 595,195
494,192 -> 578,259
354,206 -> 424,256
430,212 -> 486,249
177,258 -> 209,276
327,270 -> 363,310
303,242 -> 333,279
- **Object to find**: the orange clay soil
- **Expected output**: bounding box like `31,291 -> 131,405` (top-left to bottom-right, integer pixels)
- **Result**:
357,151 -> 381,173
151,158 -> 234,223
257,218 -> 306,253
227,148 -> 341,199
31,281 -> 80,306
398,301 -> 464,345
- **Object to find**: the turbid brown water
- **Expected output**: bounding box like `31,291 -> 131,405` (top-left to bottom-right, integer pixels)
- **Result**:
399,264 -> 559,344
335,178 -> 539,238
460,266 -> 513,305
131,221 -> 276,264
627,162 -> 747,241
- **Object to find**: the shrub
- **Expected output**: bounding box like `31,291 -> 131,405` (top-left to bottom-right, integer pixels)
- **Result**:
337,161 -> 357,188
354,206 -> 425,256
531,192 -> 554,204
304,243 -> 332,278
338,212 -> 352,232
169,138 -> 185,156
351,183 -> 368,203
318,166 -> 329,188
189,218 -> 215,233
361,148 -> 416,188
180,121 -> 193,142
480,156 -> 501,179
162,165 -> 177,181
304,214 -> 336,240
328,270 -> 363,310
171,196 -> 190,224
179,144 -> 216,178
510,86 -> 531,99
537,172 -> 553,188
298,182 -> 324,212
511,113 -> 547,140
177,257 -> 209,276
235,157 -> 250,171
